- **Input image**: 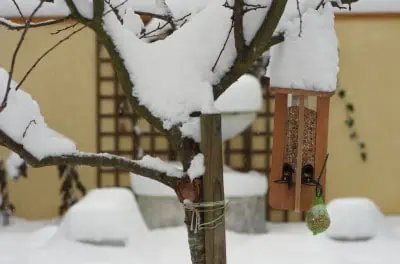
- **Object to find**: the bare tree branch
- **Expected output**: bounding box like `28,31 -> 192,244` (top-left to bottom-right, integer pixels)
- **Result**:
316,0 -> 325,10
22,120 -> 36,138
10,0 -> 26,23
0,0 -> 46,112
104,0 -> 123,24
212,20 -> 234,72
15,25 -> 87,90
296,0 -> 303,37
0,130 -> 181,189
51,21 -> 79,35
233,0 -> 245,53
213,0 -> 288,99
242,3 -> 268,13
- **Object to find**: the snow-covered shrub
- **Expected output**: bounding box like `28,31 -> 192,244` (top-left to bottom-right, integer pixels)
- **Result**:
325,197 -> 384,240
59,188 -> 147,245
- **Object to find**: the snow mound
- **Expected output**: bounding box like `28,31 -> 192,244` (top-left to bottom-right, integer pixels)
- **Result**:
269,3 -> 338,92
59,188 -> 147,244
131,166 -> 268,197
0,68 -> 76,159
326,197 -> 384,241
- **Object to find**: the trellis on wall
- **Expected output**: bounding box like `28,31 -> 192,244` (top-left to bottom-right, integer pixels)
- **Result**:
96,39 -> 301,222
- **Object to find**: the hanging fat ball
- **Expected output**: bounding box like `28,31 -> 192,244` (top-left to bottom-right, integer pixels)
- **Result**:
123,8 -> 145,36
306,196 -> 331,235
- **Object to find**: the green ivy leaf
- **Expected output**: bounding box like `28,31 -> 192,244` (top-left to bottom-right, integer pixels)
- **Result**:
346,103 -> 355,112
338,89 -> 346,99
345,118 -> 354,128
361,152 -> 367,162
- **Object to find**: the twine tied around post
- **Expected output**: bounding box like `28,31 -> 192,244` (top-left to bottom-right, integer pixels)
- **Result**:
183,199 -> 229,234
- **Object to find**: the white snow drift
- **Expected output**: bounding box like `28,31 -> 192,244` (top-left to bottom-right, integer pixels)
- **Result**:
326,197 -> 384,240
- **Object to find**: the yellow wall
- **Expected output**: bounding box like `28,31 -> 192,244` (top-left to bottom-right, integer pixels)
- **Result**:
0,22 -> 97,219
326,16 -> 400,214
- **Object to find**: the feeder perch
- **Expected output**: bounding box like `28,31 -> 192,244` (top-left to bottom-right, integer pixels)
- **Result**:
269,88 -> 334,212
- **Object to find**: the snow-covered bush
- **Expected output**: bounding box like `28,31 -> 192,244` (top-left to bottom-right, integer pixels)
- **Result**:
326,197 -> 384,240
59,188 -> 147,245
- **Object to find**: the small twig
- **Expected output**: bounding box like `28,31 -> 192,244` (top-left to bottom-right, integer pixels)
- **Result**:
51,22 -> 79,35
139,13 -> 191,39
317,154 -> 329,182
243,3 -> 268,13
296,0 -> 303,37
316,0 -> 325,10
139,21 -> 170,39
212,20 -> 234,72
15,25 -> 87,91
104,0 -> 124,24
22,120 -> 37,138
1,0 -> 45,112
134,10 -> 176,30
11,0 -> 26,23
223,1 -> 267,13
6,0 -> 128,93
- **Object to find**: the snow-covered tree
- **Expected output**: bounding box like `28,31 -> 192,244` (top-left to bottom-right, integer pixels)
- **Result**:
0,0 -> 357,263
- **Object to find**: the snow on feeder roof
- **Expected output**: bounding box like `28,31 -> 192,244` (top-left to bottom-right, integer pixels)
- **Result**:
215,74 -> 262,113
268,3 -> 338,93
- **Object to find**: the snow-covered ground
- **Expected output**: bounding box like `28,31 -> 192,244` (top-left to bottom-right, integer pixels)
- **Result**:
1,216 -> 399,264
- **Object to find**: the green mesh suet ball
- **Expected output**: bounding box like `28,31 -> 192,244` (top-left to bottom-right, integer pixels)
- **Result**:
306,196 -> 331,235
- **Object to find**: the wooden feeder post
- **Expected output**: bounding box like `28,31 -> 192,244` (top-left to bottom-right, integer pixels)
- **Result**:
269,88 -> 334,212
201,114 -> 227,264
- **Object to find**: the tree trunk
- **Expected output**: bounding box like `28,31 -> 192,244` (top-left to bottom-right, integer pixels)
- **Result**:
185,209 -> 206,264
201,114 -> 226,264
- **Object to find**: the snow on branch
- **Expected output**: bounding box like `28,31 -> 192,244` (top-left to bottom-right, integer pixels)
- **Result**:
0,133 -> 182,189
0,16 -> 71,31
5,152 -> 26,180
0,0 -> 46,111
0,68 -> 182,188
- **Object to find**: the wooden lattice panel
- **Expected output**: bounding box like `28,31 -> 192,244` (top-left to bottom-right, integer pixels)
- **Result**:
96,40 -> 302,221
96,40 -> 137,188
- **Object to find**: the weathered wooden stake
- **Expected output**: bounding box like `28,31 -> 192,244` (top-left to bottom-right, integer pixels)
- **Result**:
295,96 -> 305,212
200,114 -> 226,264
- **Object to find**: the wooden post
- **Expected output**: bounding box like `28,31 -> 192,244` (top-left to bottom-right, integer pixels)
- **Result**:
269,93 -> 293,210
295,96 -> 305,212
201,114 -> 226,264
314,97 -> 330,199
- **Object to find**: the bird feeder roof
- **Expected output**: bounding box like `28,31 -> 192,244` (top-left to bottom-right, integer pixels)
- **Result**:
267,3 -> 338,93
